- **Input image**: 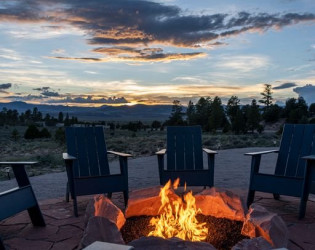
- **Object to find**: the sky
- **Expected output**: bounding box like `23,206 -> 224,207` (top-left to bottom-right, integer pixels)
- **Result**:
0,0 -> 314,106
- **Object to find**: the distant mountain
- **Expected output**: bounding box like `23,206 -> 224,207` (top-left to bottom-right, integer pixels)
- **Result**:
0,101 -> 182,122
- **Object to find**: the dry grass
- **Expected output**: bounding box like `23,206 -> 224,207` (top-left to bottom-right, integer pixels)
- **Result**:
0,126 -> 280,180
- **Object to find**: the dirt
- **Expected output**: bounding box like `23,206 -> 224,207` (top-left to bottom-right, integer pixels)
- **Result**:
120,215 -> 248,250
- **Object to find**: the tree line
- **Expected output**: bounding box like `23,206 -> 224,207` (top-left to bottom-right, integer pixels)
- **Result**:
0,107 -> 78,127
165,84 -> 315,134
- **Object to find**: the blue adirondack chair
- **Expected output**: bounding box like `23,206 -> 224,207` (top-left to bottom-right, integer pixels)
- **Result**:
246,124 -> 315,218
156,126 -> 217,187
63,127 -> 132,216
0,162 -> 45,249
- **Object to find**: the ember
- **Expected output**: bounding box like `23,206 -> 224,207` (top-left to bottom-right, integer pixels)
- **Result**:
148,179 -> 208,242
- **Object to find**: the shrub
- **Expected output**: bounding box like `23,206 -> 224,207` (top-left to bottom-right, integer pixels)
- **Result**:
11,128 -> 20,141
24,125 -> 40,139
55,128 -> 65,144
39,128 -> 51,138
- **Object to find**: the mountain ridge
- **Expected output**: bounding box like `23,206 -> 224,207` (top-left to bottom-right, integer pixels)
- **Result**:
0,101 -> 178,121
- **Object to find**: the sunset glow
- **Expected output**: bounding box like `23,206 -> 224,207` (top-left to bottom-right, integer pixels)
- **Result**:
0,0 -> 314,106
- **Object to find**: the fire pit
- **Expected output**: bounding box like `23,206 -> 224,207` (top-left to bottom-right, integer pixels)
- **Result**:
81,180 -> 288,250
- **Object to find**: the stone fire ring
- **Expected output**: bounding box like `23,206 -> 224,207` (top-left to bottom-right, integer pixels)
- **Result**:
81,186 -> 289,250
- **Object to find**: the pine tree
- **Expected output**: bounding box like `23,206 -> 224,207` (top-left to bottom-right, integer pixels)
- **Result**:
208,96 -> 225,132
247,99 -> 261,133
259,84 -> 273,107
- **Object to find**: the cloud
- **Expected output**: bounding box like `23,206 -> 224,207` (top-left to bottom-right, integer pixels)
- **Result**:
293,84 -> 315,104
216,55 -> 270,72
273,82 -> 297,89
1,1 -> 314,62
6,94 -> 48,100
48,96 -> 129,104
33,86 -> 60,96
0,83 -> 12,89
50,52 -> 206,62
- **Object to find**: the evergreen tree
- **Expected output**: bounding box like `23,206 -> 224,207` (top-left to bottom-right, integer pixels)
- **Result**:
186,100 -> 196,125
233,109 -> 246,134
262,104 -> 282,123
151,120 -> 161,130
58,112 -> 64,123
24,125 -> 40,139
310,103 -> 315,116
165,100 -> 185,126
284,97 -> 308,123
259,84 -> 273,107
226,96 -> 240,124
64,113 -> 70,126
39,128 -> 51,138
247,99 -> 261,133
195,97 -> 212,130
208,96 -> 225,132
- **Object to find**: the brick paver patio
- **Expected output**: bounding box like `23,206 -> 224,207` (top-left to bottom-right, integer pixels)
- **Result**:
1,191 -> 314,250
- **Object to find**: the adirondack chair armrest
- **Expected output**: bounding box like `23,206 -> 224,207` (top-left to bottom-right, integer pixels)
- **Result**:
62,153 -> 77,161
244,149 -> 279,156
156,149 -> 166,155
203,148 -> 217,155
0,162 -> 37,166
107,151 -> 132,158
302,155 -> 315,161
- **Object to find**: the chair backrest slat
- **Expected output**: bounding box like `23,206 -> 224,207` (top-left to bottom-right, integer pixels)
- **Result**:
95,127 -> 110,175
167,126 -> 203,170
86,127 -> 100,176
275,124 -> 294,176
275,124 -> 315,178
175,131 -> 185,170
65,127 -> 79,177
193,127 -> 203,170
66,127 -> 110,177
184,130 -> 194,170
285,125 -> 305,176
296,125 -> 315,177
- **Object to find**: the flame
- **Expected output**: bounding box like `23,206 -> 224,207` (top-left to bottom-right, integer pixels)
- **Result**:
148,178 -> 208,241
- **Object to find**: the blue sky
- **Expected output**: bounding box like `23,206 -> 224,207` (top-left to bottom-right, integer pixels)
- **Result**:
0,0 -> 314,106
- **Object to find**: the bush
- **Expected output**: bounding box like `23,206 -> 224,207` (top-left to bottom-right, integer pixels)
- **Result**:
55,128 -> 65,144
11,128 -> 20,141
39,128 -> 51,138
24,125 -> 40,139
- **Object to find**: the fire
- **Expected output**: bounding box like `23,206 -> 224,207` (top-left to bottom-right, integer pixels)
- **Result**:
148,179 -> 208,242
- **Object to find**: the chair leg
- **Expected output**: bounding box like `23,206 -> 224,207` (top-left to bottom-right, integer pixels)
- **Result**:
273,193 -> 280,200
0,236 -> 5,250
73,195 -> 78,217
65,182 -> 70,202
107,192 -> 112,199
123,191 -> 129,207
247,190 -> 255,208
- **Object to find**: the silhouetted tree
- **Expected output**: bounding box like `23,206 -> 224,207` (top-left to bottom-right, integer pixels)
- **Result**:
208,96 -> 225,132
58,112 -> 64,123
186,100 -> 196,125
246,99 -> 262,133
39,128 -> 51,138
64,113 -> 70,126
284,97 -> 308,123
309,103 -> 315,116
165,100 -> 185,126
151,120 -> 161,130
263,104 -> 282,123
24,125 -> 40,139
195,97 -> 212,130
259,84 -> 273,107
